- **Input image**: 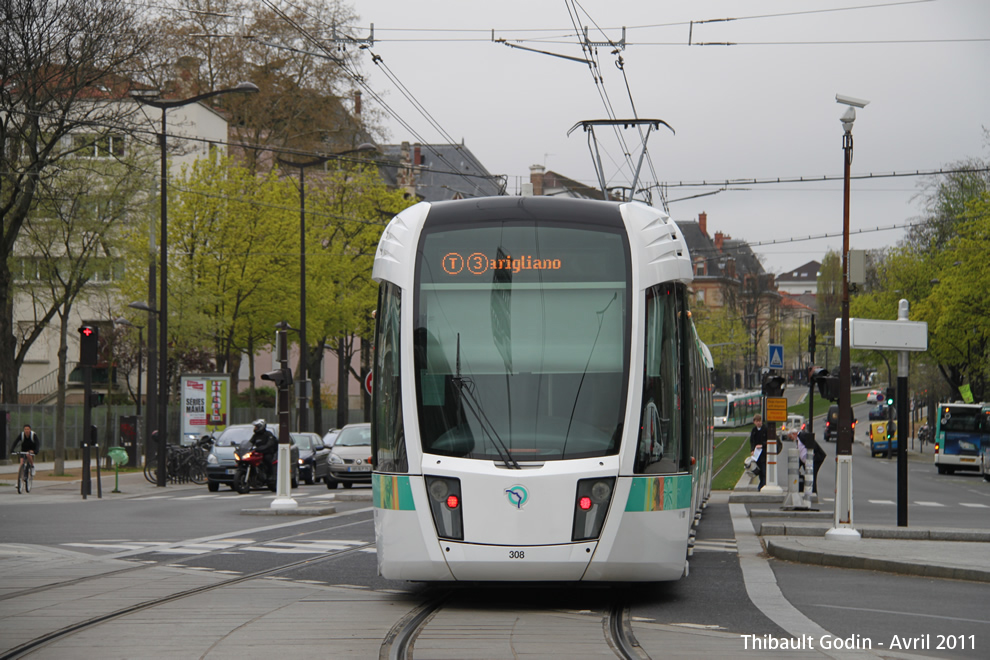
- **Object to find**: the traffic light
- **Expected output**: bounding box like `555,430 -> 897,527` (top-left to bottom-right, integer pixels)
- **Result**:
887,421 -> 897,440
761,372 -> 785,397
808,366 -> 840,402
885,387 -> 895,406
79,325 -> 99,365
261,368 -> 293,389
88,392 -> 105,407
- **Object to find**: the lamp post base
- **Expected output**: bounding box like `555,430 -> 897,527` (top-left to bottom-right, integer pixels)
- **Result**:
827,454 -> 859,539
271,444 -> 297,510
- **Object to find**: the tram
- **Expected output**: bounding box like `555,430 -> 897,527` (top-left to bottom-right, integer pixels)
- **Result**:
713,390 -> 762,428
370,196 -> 714,582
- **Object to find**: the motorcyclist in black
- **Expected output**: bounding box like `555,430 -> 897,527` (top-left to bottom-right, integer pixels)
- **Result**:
249,419 -> 278,483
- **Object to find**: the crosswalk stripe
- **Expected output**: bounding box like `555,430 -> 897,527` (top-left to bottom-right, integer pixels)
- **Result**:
868,499 -> 895,505
914,501 -> 945,507
960,502 -> 989,508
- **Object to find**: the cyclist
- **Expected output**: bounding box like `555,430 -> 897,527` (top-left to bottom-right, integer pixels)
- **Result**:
248,419 -> 278,483
11,424 -> 39,474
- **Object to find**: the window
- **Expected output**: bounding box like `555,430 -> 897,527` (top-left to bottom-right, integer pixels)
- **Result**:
373,281 -> 407,472
635,284 -> 689,474
414,221 -> 630,462
72,133 -> 125,159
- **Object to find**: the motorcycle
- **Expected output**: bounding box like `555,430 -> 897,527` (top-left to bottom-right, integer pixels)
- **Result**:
232,439 -> 277,494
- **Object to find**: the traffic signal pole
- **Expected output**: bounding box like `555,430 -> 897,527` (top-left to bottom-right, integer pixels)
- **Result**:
896,300 -> 911,527
265,322 -> 297,510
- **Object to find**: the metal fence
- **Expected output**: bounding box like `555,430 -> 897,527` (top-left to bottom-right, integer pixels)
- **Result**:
2,404 -> 367,462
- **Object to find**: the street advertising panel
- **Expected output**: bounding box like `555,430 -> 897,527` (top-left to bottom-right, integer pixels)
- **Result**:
181,373 -> 230,441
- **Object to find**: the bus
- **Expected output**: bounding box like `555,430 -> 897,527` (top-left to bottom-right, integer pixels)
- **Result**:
933,402 -> 990,475
713,390 -> 761,428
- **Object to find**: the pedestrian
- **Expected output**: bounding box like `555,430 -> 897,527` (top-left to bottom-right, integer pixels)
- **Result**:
749,414 -> 768,490
794,429 -> 826,494
11,424 -> 40,474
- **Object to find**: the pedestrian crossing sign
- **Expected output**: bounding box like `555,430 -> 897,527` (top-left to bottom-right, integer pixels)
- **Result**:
768,344 -> 784,369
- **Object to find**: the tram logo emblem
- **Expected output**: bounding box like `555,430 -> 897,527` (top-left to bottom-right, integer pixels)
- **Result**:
505,485 -> 528,509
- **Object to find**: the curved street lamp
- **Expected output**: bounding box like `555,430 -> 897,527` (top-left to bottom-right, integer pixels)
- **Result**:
134,82 -> 259,486
276,143 -> 377,432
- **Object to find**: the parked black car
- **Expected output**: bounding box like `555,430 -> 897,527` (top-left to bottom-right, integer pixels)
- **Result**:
206,423 -> 299,491
290,432 -> 331,485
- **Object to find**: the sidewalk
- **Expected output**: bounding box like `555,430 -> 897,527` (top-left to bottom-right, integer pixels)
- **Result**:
731,450 -> 990,584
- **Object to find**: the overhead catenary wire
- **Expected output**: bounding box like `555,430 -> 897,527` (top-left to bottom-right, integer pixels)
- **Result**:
264,0 -> 505,195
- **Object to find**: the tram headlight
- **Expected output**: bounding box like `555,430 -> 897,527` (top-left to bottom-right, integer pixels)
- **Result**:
425,476 -> 463,540
572,477 -> 616,542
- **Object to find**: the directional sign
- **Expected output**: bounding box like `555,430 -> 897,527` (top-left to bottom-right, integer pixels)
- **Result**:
765,397 -> 788,422
768,344 -> 784,370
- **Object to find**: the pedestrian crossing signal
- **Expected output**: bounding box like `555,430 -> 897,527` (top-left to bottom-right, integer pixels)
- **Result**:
79,325 -> 99,365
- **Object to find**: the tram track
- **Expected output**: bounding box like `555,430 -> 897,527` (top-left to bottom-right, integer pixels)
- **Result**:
0,510 -> 374,604
379,589 -> 651,659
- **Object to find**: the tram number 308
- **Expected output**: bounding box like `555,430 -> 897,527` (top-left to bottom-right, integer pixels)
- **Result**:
508,550 -> 526,559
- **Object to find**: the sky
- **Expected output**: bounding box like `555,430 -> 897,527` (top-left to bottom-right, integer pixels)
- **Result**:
342,0 -> 989,274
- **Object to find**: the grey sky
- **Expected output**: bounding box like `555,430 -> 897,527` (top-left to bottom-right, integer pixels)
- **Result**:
350,0 -> 989,274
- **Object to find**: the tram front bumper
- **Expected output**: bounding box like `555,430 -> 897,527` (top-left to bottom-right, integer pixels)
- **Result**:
438,541 -> 598,581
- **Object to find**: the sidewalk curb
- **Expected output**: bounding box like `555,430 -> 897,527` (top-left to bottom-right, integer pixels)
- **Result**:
240,505 -> 337,516
765,538 -> 990,583
760,522 -> 990,541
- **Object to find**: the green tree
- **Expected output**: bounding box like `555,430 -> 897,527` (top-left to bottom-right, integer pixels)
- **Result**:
300,163 -> 412,430
693,302 -> 748,390
816,250 -> 842,343
852,165 -> 990,400
115,152 -> 298,410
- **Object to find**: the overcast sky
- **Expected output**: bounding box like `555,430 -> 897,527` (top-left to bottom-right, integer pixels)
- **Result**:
347,0 -> 989,274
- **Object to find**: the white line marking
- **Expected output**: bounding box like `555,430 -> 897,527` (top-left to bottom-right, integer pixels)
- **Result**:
867,499 -> 895,505
812,604 -> 990,625
729,503 -> 872,660
960,502 -> 989,509
913,501 -> 945,507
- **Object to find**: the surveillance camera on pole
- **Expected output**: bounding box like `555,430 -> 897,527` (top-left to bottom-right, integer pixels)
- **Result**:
835,94 -> 870,109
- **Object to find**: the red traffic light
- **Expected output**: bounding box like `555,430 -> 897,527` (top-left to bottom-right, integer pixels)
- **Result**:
78,325 -> 99,365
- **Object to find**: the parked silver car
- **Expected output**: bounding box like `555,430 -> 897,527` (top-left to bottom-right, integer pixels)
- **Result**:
325,423 -> 372,489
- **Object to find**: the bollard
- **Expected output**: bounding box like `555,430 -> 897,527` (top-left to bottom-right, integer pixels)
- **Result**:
762,436 -> 783,494
803,452 -> 815,505
782,448 -> 808,509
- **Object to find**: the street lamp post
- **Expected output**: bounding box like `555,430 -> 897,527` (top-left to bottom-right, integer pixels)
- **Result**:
134,82 -> 258,487
114,318 -> 144,416
276,144 -> 376,433
830,94 -> 869,539
128,300 -> 159,479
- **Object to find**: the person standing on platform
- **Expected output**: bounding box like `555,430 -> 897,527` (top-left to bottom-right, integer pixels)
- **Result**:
749,414 -> 768,490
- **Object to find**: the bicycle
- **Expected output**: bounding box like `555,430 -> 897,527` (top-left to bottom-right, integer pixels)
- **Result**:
12,452 -> 34,494
143,442 -> 209,485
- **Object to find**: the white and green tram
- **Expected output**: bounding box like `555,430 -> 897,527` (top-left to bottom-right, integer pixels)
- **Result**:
370,197 -> 714,582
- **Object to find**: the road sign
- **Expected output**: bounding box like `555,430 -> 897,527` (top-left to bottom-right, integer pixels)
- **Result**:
768,344 -> 784,370
834,317 -> 928,351
765,397 -> 788,422
365,370 -> 373,397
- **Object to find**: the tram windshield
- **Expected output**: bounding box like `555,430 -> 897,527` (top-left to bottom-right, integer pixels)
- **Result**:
415,220 -> 629,461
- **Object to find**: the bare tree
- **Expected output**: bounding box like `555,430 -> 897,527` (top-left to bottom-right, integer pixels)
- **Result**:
0,0 -> 154,402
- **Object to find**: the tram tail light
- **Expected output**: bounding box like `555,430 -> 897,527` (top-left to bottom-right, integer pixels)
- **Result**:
425,476 -> 463,540
572,477 -> 616,542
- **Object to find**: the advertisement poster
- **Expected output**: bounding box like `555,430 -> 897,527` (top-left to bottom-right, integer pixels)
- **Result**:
181,373 -> 230,439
